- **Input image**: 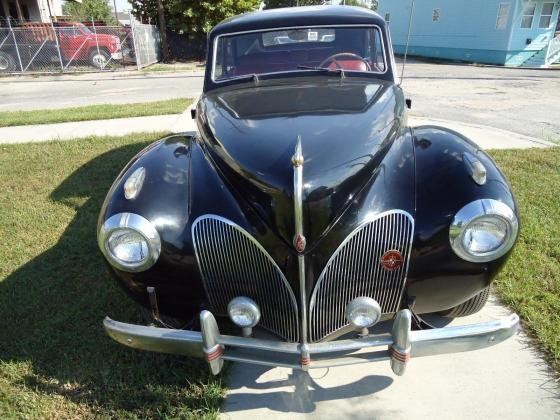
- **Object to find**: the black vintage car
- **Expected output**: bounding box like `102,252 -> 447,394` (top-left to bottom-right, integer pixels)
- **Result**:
100,6 -> 519,376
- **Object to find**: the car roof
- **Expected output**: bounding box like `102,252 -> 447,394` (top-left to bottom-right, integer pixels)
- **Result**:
210,5 -> 386,37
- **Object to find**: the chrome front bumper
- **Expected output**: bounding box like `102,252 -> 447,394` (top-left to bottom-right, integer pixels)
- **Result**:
103,309 -> 519,376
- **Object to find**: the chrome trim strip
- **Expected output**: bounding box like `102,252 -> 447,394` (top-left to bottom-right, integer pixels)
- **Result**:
211,24 -> 389,83
192,215 -> 299,341
292,136 -> 308,348
103,310 -> 519,373
309,210 -> 414,342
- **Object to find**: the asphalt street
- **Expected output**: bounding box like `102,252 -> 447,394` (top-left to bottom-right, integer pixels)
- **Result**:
2,60 -> 559,140
0,71 -> 204,111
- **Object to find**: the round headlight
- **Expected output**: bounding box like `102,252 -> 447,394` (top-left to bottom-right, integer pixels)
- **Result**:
107,229 -> 149,264
227,297 -> 261,328
98,213 -> 161,272
345,297 -> 382,329
450,199 -> 518,262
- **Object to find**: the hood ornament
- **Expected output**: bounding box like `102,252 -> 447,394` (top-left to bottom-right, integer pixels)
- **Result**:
291,135 -> 305,167
292,135 -> 305,253
292,135 -> 309,351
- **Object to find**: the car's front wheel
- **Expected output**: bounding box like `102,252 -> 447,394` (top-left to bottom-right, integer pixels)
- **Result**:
88,49 -> 110,69
441,286 -> 490,317
0,51 -> 17,73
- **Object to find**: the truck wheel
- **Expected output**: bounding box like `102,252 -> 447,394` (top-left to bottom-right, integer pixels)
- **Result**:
89,49 -> 110,69
0,51 -> 16,72
441,286 -> 490,317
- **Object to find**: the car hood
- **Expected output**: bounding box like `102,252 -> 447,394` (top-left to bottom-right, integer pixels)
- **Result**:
196,77 -> 405,249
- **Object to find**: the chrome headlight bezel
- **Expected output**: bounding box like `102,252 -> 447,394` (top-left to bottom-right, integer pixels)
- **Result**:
450,199 -> 518,263
98,212 -> 161,272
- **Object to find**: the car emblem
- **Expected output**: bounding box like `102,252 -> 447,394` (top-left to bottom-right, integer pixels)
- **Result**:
380,250 -> 403,271
294,234 -> 306,253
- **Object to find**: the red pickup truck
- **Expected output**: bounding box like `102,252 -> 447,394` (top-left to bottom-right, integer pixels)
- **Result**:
0,21 -> 122,72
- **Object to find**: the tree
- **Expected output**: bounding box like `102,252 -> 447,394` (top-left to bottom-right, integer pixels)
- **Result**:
130,0 -> 261,33
342,0 -> 378,9
264,0 -> 324,9
62,0 -> 117,23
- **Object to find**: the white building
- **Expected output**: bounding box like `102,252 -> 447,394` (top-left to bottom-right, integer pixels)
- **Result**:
0,0 -> 66,23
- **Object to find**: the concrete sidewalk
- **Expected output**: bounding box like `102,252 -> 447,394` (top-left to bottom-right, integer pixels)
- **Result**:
0,111 -> 555,149
221,297 -> 560,419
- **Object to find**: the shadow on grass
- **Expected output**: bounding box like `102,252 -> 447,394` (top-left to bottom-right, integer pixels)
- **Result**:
0,142 -> 224,417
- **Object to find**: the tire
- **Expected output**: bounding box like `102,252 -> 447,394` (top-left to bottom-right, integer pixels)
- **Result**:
441,286 -> 490,318
88,49 -> 110,69
0,51 -> 17,73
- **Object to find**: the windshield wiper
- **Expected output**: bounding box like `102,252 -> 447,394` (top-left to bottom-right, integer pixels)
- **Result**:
297,65 -> 345,78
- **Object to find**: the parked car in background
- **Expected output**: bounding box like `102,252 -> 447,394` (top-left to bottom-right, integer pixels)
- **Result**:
99,6 -> 520,378
0,21 -> 122,72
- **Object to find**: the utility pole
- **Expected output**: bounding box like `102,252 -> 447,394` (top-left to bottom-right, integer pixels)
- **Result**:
113,0 -> 119,23
157,0 -> 171,62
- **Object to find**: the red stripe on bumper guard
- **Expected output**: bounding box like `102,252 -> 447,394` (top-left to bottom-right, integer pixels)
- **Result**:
300,356 -> 311,366
389,346 -> 410,363
205,345 -> 224,362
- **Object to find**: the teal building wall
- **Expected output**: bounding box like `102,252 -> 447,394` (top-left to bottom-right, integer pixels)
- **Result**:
377,0 -> 560,66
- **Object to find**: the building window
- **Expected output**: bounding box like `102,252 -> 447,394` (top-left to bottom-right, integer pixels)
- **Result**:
432,8 -> 441,22
496,3 -> 510,30
520,2 -> 536,28
385,13 -> 391,24
539,3 -> 555,28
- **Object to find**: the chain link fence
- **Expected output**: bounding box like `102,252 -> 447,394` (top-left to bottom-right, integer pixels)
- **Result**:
0,16 -> 161,74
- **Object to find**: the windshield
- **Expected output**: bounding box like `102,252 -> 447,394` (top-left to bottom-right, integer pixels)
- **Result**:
212,26 -> 386,82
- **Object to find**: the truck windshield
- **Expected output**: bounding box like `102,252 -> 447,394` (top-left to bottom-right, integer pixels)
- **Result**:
212,26 -> 386,82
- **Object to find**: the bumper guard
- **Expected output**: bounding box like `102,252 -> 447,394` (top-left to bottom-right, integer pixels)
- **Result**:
103,309 -> 519,376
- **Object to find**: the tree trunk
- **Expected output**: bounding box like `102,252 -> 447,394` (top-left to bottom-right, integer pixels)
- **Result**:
157,0 -> 171,63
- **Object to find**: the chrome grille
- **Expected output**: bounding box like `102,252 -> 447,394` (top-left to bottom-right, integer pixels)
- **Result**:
192,215 -> 299,342
309,210 -> 414,342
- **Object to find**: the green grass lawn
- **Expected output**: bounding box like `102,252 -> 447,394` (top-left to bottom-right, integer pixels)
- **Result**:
491,147 -> 560,373
0,134 -> 226,419
0,97 -> 194,128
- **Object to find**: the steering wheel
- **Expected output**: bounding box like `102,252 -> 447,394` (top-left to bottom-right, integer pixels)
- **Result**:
319,52 -> 372,71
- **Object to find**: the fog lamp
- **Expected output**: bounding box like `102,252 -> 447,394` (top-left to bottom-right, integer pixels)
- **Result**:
346,297 -> 382,328
227,297 -> 261,331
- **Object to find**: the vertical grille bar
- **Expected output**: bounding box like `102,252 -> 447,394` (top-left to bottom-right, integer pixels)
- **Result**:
192,215 -> 299,342
309,210 -> 414,342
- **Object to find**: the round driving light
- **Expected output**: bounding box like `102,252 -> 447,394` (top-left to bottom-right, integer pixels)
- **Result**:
450,199 -> 518,262
227,297 -> 261,328
346,297 -> 382,328
98,213 -> 161,272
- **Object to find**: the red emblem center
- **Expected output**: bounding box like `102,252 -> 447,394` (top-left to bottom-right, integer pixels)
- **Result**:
294,234 -> 306,253
380,250 -> 403,271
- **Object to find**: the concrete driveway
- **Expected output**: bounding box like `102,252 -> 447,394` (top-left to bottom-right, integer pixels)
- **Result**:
221,297 -> 560,419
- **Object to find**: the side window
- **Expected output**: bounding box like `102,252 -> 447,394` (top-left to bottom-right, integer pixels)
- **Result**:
496,3 -> 510,30
371,28 -> 386,72
539,3 -> 555,28
521,2 -> 536,28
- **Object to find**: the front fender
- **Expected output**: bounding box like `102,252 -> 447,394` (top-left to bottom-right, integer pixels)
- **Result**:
98,133 -> 250,319
407,126 -> 519,314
